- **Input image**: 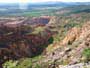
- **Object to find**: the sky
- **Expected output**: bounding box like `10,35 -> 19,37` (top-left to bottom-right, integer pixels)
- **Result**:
0,0 -> 90,3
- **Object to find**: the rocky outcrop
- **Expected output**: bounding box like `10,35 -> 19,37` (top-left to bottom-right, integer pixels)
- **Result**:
59,62 -> 90,68
40,22 -> 90,67
61,27 -> 81,45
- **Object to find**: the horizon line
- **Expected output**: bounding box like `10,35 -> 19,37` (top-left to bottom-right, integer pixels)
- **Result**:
0,1 -> 90,4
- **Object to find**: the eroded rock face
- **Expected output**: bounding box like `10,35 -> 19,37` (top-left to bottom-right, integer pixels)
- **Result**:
0,17 -> 53,65
62,22 -> 90,63
42,22 -> 90,66
61,27 -> 81,45
62,22 -> 90,46
0,28 -> 52,65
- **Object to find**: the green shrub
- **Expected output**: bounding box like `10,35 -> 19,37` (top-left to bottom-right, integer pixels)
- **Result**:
33,64 -> 41,68
3,60 -> 18,68
82,48 -> 90,62
15,58 -> 32,68
3,57 -> 43,68
3,59 -> 32,68
48,37 -> 54,44
53,35 -> 60,42
64,23 -> 79,29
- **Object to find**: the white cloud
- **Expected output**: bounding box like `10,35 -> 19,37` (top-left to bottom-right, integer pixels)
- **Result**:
29,0 -> 90,2
30,0 -> 60,2
0,0 -> 18,3
0,0 -> 90,3
62,0 -> 90,2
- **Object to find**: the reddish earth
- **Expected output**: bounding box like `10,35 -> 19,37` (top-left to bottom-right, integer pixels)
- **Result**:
0,26 -> 53,67
0,16 -> 52,67
0,16 -> 51,28
23,16 -> 50,26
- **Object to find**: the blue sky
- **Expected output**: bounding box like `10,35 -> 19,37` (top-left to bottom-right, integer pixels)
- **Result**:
0,0 -> 90,3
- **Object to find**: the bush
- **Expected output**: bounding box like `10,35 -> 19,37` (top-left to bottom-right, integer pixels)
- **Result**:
3,60 -> 18,68
64,23 -> 79,29
82,48 -> 90,62
3,59 -> 32,68
16,59 -> 32,68
3,57 -> 43,68
48,37 -> 54,44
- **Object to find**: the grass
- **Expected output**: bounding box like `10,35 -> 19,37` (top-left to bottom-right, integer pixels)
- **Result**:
2,5 -> 90,68
3,55 -> 43,68
21,9 -> 57,17
32,27 -> 45,34
82,48 -> 90,62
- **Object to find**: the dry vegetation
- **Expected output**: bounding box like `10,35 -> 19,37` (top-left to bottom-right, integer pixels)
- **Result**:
1,5 -> 90,68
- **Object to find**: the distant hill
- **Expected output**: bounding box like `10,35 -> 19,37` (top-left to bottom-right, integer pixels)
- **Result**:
0,2 -> 90,16
0,2 -> 90,8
